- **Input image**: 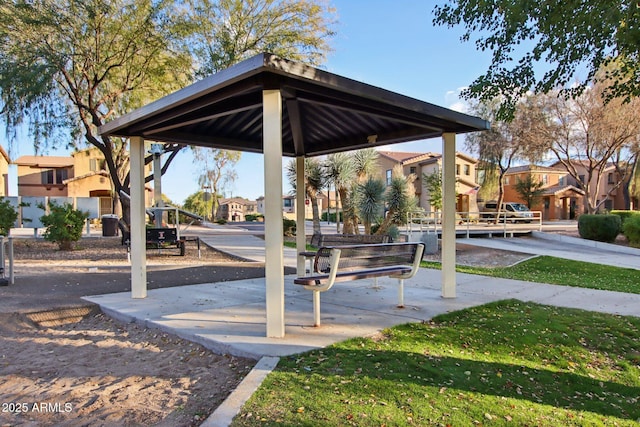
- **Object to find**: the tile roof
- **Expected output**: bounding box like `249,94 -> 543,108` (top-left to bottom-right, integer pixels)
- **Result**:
14,155 -> 73,168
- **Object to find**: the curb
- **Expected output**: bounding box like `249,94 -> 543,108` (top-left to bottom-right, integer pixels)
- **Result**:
532,231 -> 640,256
201,356 -> 280,427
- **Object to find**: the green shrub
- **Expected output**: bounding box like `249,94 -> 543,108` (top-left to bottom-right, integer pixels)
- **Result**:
245,214 -> 263,222
577,214 -> 621,243
622,214 -> 640,248
215,218 -> 227,225
610,210 -> 640,228
0,197 -> 18,236
283,218 -> 296,236
40,202 -> 89,250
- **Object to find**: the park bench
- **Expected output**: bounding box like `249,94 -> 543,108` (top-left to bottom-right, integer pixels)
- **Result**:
299,233 -> 391,273
294,242 -> 425,326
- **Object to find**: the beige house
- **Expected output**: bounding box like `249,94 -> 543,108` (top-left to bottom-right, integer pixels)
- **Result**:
0,145 -> 9,196
217,197 -> 258,222
15,147 -> 152,215
502,165 -> 584,220
551,160 -> 633,212
256,195 -> 321,220
377,151 -> 481,215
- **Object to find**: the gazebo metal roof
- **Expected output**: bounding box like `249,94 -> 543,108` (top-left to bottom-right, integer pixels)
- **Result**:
100,53 -> 489,155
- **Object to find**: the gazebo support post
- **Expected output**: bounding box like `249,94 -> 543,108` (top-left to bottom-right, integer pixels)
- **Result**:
130,136 -> 148,299
441,132 -> 457,298
263,89 -> 286,338
295,156 -> 306,275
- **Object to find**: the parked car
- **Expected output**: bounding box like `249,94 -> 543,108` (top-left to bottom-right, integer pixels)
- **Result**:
481,202 -> 534,222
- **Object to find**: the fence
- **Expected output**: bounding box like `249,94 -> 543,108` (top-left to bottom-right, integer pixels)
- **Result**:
406,210 -> 543,239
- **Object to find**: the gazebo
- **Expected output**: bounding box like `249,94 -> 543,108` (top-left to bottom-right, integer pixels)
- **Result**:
99,53 -> 490,338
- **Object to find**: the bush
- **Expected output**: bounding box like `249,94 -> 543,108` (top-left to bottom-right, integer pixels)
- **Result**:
40,202 -> 89,250
0,197 -> 18,236
245,214 -> 264,222
283,218 -> 296,236
578,214 -> 621,243
622,214 -> 640,248
610,210 -> 640,228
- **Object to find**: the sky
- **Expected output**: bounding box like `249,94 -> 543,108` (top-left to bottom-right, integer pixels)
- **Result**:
1,0 -> 496,204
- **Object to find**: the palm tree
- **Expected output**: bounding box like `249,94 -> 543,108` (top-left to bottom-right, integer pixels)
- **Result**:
286,158 -> 325,234
324,152 -> 355,233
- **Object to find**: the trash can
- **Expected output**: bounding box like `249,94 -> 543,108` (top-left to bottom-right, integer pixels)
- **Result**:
101,214 -> 119,237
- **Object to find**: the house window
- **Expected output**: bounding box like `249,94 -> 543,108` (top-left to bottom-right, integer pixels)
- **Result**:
283,199 -> 293,208
386,169 -> 392,186
542,174 -> 548,184
409,166 -> 416,175
579,175 -> 585,184
608,173 -> 614,184
455,164 -> 460,175
559,176 -> 565,186
41,170 -> 54,185
505,176 -> 510,185
464,164 -> 470,176
56,168 -> 68,183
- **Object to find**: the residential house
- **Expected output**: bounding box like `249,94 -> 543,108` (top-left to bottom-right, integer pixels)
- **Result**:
551,160 -> 632,212
377,151 -> 481,215
0,145 -> 9,196
15,147 -> 152,215
217,197 -> 258,222
502,164 -> 584,220
256,195 -> 322,220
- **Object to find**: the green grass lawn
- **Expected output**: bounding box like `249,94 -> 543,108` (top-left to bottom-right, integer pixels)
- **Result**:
422,255 -> 640,294
232,300 -> 640,426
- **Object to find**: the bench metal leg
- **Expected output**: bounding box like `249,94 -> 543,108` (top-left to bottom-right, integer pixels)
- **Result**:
397,279 -> 404,308
313,291 -> 321,327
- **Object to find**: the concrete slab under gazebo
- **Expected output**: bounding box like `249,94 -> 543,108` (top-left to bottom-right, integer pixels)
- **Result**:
99,53 -> 490,338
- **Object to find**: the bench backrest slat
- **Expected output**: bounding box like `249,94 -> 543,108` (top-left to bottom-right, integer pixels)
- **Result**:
314,242 -> 421,274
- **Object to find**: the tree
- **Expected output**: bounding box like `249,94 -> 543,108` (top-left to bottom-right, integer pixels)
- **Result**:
324,152 -> 356,233
433,1 -> 640,119
534,83 -> 640,213
376,165 -> 418,235
0,0 -> 336,223
466,97 -> 545,213
286,157 -> 325,234
0,0 -> 192,221
187,0 -> 336,77
182,190 -> 214,220
514,175 -> 545,209
347,148 -> 379,234
355,176 -> 385,235
422,170 -> 443,211
193,148 -> 241,219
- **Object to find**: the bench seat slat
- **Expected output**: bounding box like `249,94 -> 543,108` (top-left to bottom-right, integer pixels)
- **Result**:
294,265 -> 411,287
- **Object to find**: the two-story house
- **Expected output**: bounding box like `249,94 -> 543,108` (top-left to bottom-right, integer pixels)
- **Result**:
502,164 -> 585,220
14,147 -> 152,216
256,195 -> 321,221
0,145 -> 9,196
377,151 -> 481,215
217,197 -> 258,222
551,160 -> 630,212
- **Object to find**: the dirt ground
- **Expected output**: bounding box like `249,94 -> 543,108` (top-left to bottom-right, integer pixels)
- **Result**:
0,235 -> 529,426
